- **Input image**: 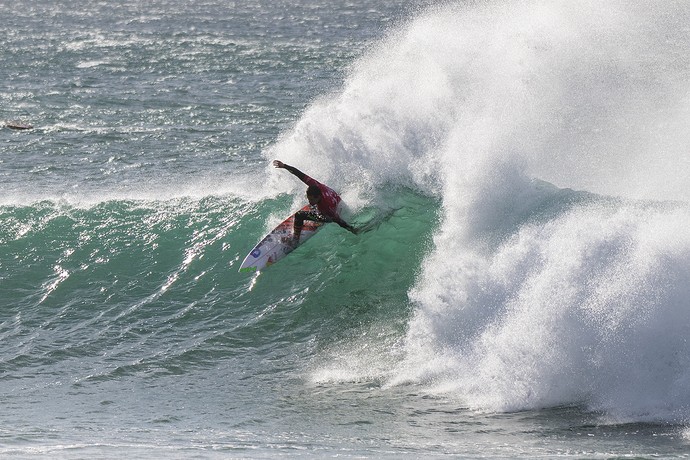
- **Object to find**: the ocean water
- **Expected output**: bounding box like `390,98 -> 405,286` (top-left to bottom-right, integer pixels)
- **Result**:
3,0 -> 690,458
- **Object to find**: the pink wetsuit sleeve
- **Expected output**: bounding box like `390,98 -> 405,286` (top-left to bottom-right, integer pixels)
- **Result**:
301,175 -> 318,187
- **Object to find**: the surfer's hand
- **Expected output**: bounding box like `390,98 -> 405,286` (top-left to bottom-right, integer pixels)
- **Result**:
273,160 -> 284,168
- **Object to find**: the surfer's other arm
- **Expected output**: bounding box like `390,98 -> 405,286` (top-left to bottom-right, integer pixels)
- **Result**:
333,217 -> 359,234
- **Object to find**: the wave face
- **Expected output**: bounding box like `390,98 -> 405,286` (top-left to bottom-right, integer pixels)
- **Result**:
268,1 -> 690,422
0,189 -> 432,380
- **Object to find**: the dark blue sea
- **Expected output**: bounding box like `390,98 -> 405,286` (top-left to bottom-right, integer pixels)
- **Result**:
3,0 -> 690,458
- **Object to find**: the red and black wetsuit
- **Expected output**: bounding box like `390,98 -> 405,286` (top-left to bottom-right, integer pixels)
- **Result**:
280,164 -> 353,231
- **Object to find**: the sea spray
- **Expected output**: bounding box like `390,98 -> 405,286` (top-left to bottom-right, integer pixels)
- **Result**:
268,0 -> 690,201
402,1 -> 690,421
285,0 -> 690,422
402,200 -> 690,419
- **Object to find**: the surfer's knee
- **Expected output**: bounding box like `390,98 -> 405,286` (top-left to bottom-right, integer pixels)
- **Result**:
294,210 -> 308,227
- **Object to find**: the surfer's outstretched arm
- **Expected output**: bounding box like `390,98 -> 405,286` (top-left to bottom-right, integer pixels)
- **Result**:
273,160 -> 307,183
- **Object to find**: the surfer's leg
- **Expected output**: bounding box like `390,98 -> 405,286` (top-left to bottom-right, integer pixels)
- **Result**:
293,210 -> 328,245
295,210 -> 330,226
293,210 -> 310,244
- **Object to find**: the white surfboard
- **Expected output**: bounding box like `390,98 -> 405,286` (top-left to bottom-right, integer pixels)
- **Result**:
239,205 -> 325,273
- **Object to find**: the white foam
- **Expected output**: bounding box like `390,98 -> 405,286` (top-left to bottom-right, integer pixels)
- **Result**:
285,0 -> 690,422
404,202 -> 690,420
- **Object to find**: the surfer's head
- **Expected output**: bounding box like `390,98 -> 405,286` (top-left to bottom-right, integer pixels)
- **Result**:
306,185 -> 321,205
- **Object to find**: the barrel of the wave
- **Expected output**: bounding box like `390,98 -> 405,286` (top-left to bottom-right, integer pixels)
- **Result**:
239,204 -> 324,272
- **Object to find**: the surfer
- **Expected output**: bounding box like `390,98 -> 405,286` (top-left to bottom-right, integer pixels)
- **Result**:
273,160 -> 358,244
